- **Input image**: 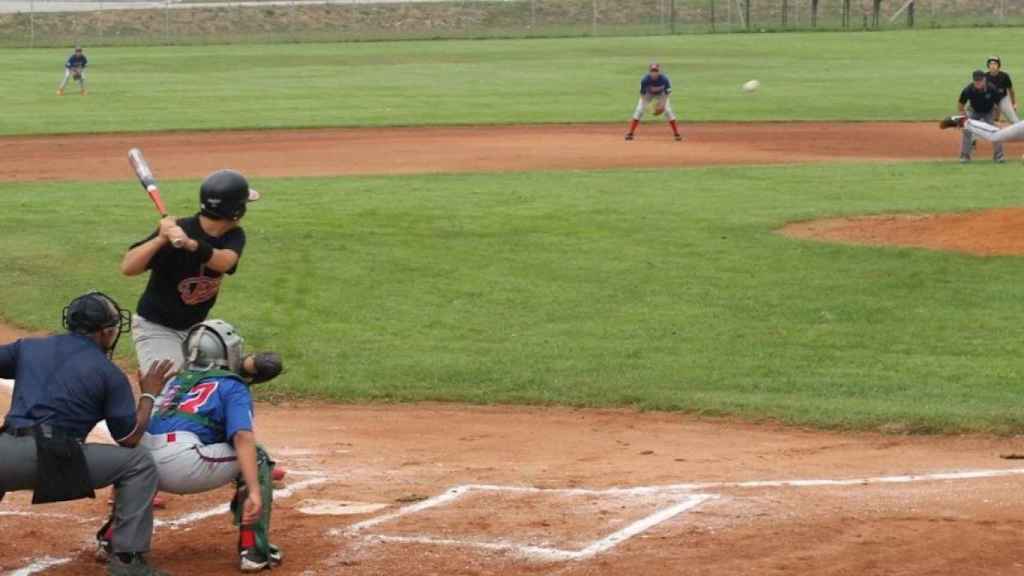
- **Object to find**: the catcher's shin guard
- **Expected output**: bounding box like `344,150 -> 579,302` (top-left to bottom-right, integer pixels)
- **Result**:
233,445 -> 277,564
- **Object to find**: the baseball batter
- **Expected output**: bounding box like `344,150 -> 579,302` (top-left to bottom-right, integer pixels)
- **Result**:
57,46 -> 88,96
97,320 -> 284,572
985,56 -> 1018,124
121,170 -> 260,373
625,63 -> 682,142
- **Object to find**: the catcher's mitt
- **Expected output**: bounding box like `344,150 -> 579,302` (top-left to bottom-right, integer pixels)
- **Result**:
243,351 -> 283,384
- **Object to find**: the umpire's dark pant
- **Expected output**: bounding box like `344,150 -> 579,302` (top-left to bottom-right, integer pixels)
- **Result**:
0,433 -> 158,554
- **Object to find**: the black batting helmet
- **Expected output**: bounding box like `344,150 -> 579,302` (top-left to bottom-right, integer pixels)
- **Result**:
199,169 -> 261,221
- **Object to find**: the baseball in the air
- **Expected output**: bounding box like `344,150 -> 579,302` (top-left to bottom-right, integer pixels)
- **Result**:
742,79 -> 761,93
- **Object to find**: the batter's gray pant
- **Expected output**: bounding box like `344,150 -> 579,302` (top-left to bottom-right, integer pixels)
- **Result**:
0,433 -> 158,554
961,110 -> 1004,161
133,314 -> 188,374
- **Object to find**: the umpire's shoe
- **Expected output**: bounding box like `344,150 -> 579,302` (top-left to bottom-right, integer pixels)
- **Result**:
939,115 -> 966,129
107,553 -> 170,576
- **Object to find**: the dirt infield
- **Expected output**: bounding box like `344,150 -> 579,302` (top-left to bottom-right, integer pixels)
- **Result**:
782,208 -> 1024,256
3,328 -> 1024,575
4,123 -> 1024,575
0,122 -> 1008,182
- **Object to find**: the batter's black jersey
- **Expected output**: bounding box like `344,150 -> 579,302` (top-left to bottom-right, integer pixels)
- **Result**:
960,82 -> 1001,114
131,215 -> 246,330
986,71 -> 1013,97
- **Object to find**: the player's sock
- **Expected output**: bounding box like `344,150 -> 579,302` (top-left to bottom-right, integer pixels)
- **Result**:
239,527 -> 257,550
669,119 -> 680,136
628,119 -> 639,135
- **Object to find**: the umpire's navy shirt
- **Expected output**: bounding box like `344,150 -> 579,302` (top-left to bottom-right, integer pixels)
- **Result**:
0,334 -> 137,441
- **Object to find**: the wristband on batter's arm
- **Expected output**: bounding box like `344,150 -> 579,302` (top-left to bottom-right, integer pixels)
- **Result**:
193,238 -> 214,263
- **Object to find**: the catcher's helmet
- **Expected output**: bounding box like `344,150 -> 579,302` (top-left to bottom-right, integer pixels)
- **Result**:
199,170 -> 260,221
183,319 -> 245,374
63,291 -> 131,353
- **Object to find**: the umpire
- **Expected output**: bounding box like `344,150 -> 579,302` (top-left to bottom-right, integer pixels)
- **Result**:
958,69 -> 1005,163
0,292 -> 175,576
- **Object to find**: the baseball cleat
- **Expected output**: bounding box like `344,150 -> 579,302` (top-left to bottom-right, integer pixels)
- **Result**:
95,537 -> 112,563
152,494 -> 167,509
939,115 -> 966,129
240,548 -> 271,572
56,89 -> 63,96
624,133 -> 635,141
674,133 -> 683,141
106,554 -> 169,576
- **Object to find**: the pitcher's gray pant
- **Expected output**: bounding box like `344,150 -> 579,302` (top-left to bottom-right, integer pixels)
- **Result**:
133,314 -> 188,374
962,110 -> 1004,161
999,95 -> 1020,124
0,433 -> 158,554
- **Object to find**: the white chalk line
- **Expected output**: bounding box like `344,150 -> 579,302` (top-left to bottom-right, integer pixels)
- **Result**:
6,556 -> 72,576
156,475 -> 329,529
368,494 -> 715,562
342,466 -> 1024,562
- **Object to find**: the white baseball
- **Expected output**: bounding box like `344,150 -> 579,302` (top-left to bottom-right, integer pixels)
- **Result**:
742,79 -> 761,93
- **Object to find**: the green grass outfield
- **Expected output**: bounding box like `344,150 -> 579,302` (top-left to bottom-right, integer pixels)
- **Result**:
2,162 -> 1024,433
0,28 -> 1018,135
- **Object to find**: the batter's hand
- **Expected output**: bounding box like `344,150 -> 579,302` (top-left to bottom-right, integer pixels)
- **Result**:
242,491 -> 262,525
139,359 -> 176,397
167,226 -> 189,248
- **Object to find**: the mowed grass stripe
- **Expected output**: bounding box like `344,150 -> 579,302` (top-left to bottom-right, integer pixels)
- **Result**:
1,162 -> 1022,433
0,28 -> 1018,135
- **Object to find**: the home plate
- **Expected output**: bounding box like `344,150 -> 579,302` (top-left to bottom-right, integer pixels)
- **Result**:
297,500 -> 389,516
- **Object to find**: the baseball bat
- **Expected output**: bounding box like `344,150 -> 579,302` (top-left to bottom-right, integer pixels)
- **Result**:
128,147 -> 183,247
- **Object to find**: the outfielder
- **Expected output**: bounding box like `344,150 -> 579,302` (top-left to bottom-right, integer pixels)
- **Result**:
121,170 -> 260,373
0,292 -> 176,576
985,56 -> 1018,124
625,63 -> 682,142
97,320 -> 284,572
58,45 -> 88,96
938,70 -> 1004,163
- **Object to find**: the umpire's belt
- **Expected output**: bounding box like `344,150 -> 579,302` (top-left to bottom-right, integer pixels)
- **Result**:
3,423 -> 74,439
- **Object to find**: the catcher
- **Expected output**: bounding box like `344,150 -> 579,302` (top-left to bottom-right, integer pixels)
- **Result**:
97,320 -> 284,572
625,62 -> 682,142
58,45 -> 88,96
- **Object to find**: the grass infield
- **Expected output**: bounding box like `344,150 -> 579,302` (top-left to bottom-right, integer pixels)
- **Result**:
1,28 -> 1021,135
2,162 -> 1023,433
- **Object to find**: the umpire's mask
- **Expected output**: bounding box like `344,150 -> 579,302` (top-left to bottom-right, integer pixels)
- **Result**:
62,291 -> 131,356
183,319 -> 244,374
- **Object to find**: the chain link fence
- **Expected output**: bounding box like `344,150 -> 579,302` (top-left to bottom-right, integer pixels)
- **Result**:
0,0 -> 1022,48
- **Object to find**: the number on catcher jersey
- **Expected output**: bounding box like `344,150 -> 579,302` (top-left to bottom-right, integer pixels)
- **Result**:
176,381 -> 218,414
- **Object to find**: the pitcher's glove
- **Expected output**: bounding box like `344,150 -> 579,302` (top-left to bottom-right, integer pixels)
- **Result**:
71,69 -> 82,80
653,106 -> 665,116
243,352 -> 284,384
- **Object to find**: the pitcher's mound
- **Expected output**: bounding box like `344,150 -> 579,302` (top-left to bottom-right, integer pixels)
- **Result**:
782,208 -> 1024,256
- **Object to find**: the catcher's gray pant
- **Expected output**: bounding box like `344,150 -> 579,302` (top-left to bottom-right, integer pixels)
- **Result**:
58,67 -> 86,91
142,431 -> 240,495
632,93 -> 677,121
961,110 -> 1004,161
133,314 -> 188,374
0,433 -> 158,554
998,95 -> 1020,124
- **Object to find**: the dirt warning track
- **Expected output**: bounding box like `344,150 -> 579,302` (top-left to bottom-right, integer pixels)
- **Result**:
0,122 -> 995,182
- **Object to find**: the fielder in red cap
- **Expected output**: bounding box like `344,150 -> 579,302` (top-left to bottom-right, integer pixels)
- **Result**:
625,63 -> 682,142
